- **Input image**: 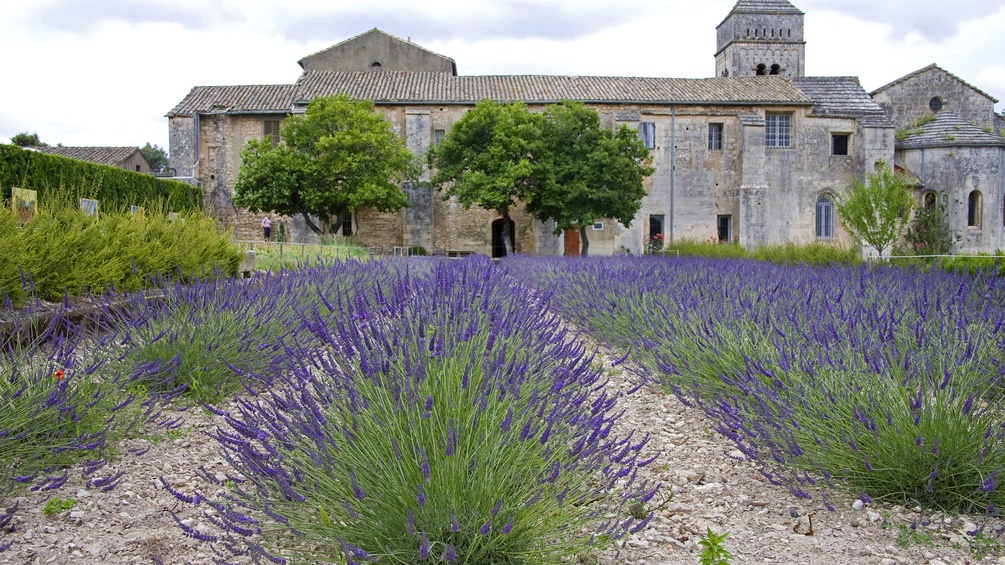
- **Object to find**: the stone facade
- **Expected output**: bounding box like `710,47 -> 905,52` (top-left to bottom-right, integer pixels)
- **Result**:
872,65 -> 998,131
166,0 -> 1003,257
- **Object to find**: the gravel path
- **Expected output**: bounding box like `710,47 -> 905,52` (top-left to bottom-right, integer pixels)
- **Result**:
2,355 -> 1003,564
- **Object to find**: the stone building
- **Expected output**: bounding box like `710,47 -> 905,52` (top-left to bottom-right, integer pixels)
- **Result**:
28,146 -> 154,174
167,0 -> 1003,255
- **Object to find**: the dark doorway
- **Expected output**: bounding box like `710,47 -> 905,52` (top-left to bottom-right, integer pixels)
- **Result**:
491,218 -> 515,258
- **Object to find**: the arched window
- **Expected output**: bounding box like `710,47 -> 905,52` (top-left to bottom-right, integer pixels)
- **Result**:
816,195 -> 834,239
968,190 -> 982,227
770,64 -> 781,75
923,191 -> 937,209
370,61 -> 383,72
756,63 -> 767,76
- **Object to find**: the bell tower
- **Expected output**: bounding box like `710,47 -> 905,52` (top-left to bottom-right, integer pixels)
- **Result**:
715,0 -> 805,78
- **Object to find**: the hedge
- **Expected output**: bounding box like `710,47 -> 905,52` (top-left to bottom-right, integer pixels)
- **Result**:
0,144 -> 201,212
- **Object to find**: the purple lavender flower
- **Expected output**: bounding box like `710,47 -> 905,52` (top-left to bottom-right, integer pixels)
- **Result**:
479,520 -> 491,535
419,532 -> 430,560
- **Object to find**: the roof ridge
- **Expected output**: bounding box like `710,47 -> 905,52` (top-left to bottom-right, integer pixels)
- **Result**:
296,28 -> 456,70
871,64 -> 998,103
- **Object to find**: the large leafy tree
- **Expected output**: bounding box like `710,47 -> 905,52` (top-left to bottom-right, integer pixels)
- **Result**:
429,99 -> 652,255
428,100 -> 542,252
526,101 -> 653,256
836,162 -> 915,257
234,95 -> 417,236
140,142 -> 169,173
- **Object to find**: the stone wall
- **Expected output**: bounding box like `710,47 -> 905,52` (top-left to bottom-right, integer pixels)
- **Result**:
872,68 -> 997,131
898,145 -> 1005,252
299,31 -> 454,74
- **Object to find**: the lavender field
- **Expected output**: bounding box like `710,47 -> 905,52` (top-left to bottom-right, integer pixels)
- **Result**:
2,255 -> 1004,563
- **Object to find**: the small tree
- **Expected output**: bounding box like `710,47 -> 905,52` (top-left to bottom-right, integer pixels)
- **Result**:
836,162 -> 915,257
234,95 -> 418,236
10,132 -> 45,147
140,143 -> 169,173
904,200 -> 956,255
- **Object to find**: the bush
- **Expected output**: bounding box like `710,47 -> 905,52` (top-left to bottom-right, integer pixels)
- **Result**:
663,239 -> 860,266
0,202 -> 240,305
0,144 -> 200,212
164,259 -> 654,563
941,251 -> 1005,277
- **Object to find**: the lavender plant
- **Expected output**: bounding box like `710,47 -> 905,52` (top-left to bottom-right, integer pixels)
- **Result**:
512,256 -> 1005,514
167,258 -> 655,563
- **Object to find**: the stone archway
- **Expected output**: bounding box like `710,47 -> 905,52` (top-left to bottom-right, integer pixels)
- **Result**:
491,218 -> 515,258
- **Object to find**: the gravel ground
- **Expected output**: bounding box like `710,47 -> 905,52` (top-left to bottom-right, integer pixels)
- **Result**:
2,354 -> 1004,564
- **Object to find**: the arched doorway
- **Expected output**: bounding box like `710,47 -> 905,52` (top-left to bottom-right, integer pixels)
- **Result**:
491,218 -> 515,258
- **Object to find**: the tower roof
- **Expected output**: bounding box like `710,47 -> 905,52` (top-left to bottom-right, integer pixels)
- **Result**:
728,0 -> 803,15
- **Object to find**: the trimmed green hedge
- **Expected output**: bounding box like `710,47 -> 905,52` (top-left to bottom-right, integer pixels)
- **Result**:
661,239 -> 862,266
0,144 -> 201,212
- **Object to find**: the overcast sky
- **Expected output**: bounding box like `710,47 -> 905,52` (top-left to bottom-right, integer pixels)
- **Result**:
1,0 -> 1003,155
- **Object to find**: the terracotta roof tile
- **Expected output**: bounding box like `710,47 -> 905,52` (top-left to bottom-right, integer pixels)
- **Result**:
166,85 -> 297,117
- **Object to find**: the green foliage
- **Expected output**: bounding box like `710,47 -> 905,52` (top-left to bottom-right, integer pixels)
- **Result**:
0,144 -> 200,212
0,200 -> 239,305
836,162 -> 915,257
9,132 -> 45,147
698,527 -> 732,565
140,143 -> 169,174
243,239 -> 368,272
941,250 -> 1005,276
234,95 -> 417,236
43,497 -> 76,516
895,114 -> 937,142
896,524 -> 932,549
664,239 -> 861,266
904,201 -> 956,255
429,99 -> 652,255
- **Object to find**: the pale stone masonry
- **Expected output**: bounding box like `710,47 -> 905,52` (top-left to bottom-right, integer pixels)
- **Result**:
167,0 -> 1004,255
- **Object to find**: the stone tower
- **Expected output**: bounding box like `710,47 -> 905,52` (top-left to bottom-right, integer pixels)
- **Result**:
715,0 -> 805,78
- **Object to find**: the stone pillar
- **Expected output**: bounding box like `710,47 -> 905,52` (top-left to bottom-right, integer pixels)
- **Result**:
404,110 -> 434,250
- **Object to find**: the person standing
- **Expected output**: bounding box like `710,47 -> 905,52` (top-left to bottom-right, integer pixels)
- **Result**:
262,215 -> 272,241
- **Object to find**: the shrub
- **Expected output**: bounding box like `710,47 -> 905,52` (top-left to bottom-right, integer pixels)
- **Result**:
165,258 -> 654,563
663,239 -> 860,266
512,256 -> 1005,514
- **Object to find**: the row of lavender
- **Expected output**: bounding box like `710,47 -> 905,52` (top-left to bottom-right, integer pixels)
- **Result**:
2,258 -> 654,562
508,256 -> 1005,516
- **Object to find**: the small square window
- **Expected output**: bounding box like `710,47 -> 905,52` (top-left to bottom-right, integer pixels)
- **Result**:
593,221 -> 604,231
708,123 -> 723,150
832,134 -> 849,156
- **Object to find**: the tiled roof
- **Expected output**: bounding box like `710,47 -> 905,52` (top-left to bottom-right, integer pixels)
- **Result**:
28,146 -> 145,166
896,112 -> 1005,149
728,0 -> 803,14
167,85 -> 297,117
792,77 -> 893,128
870,64 -> 998,103
297,28 -> 456,70
291,72 -> 814,106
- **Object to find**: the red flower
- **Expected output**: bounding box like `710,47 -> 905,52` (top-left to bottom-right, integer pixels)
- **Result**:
54,369 -> 65,381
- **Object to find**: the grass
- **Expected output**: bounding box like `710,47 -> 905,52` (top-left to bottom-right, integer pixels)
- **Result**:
238,237 -> 367,271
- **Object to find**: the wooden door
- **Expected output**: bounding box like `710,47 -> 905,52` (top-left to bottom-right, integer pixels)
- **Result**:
563,228 -> 580,256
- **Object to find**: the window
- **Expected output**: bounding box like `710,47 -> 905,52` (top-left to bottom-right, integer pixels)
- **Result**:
756,63 -> 767,76
370,61 -> 383,72
717,215 -> 732,242
135,165 -> 141,172
816,195 -> 834,239
592,221 -> 604,231
929,97 -> 943,112
708,123 -> 723,150
329,212 -> 353,236
434,129 -> 445,147
638,122 -> 655,150
649,214 -> 664,239
968,190 -> 982,227
831,134 -> 849,156
923,191 -> 937,209
765,113 -> 791,148
770,64 -> 780,75
264,120 -> 281,147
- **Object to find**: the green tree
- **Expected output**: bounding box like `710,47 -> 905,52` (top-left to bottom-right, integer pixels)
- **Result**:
526,101 -> 653,256
234,95 -> 417,236
10,132 -> 45,147
429,99 -> 652,256
835,162 -> 915,257
140,142 -> 169,173
904,200 -> 956,255
429,100 -> 542,254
